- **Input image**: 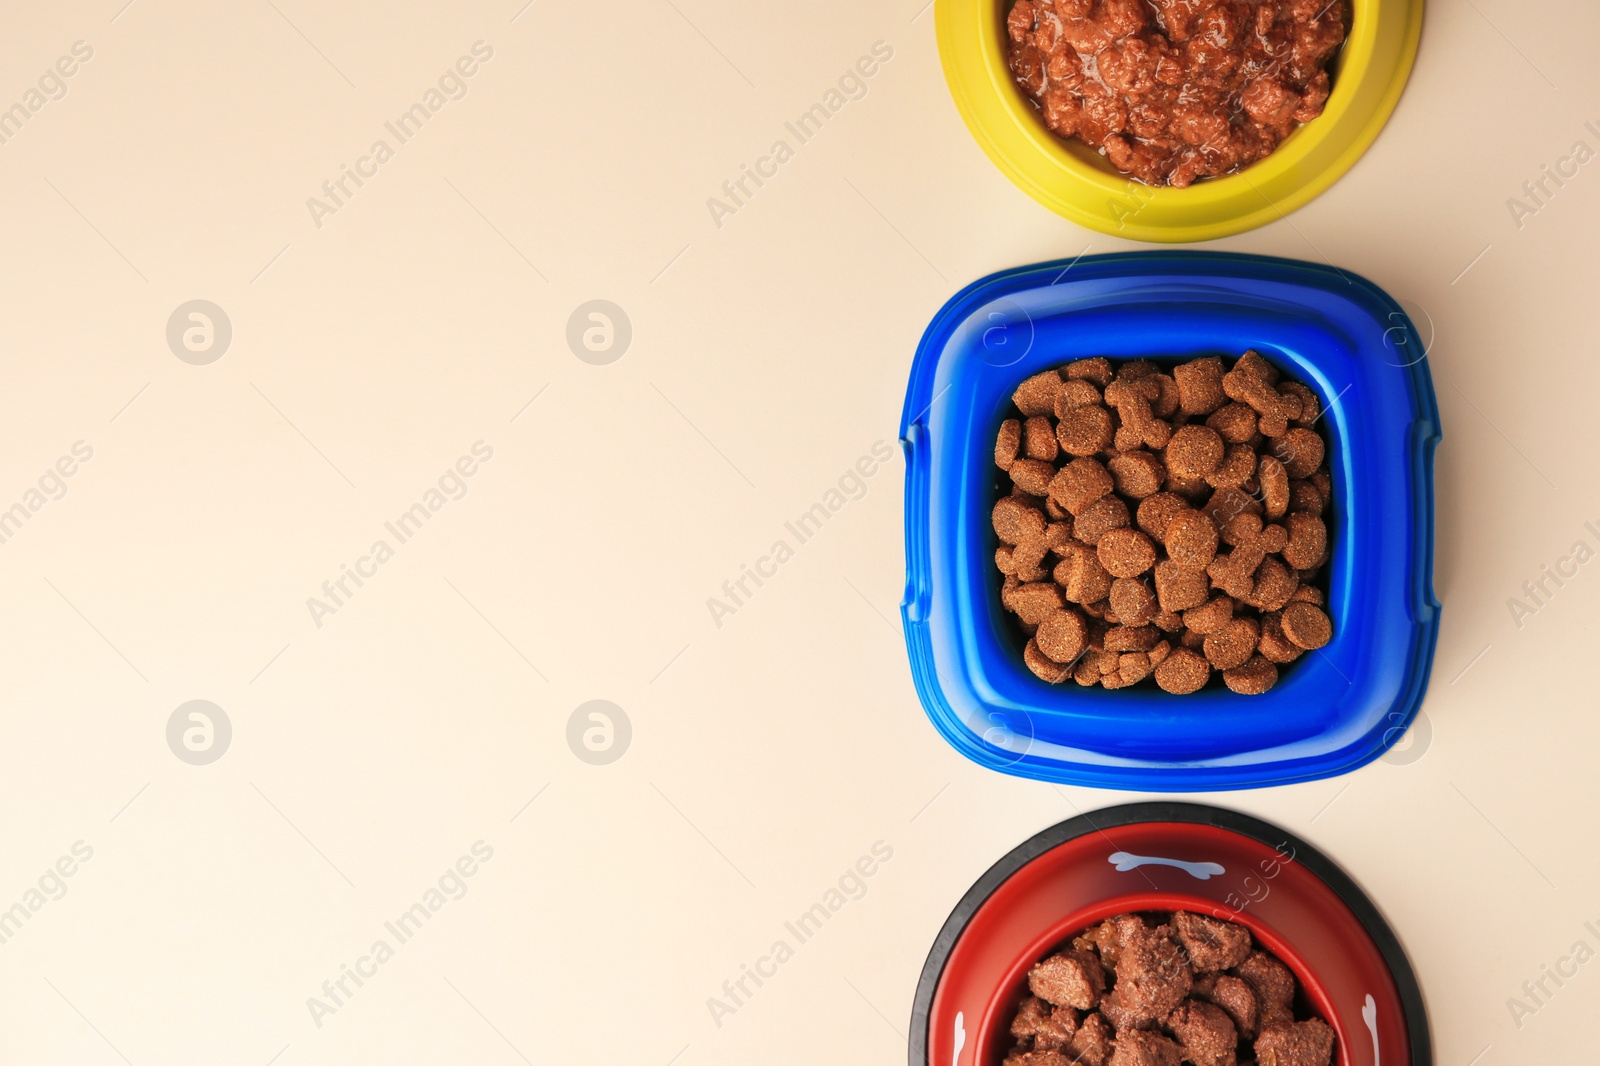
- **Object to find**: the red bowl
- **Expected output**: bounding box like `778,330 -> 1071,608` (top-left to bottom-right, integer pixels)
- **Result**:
910,803 -> 1429,1066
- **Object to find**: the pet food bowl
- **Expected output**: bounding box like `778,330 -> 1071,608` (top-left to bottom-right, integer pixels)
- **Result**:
900,251 -> 1440,791
909,803 -> 1430,1065
935,0 -> 1423,241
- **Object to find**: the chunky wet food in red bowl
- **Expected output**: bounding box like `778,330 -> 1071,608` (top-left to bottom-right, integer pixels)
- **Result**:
909,804 -> 1429,1065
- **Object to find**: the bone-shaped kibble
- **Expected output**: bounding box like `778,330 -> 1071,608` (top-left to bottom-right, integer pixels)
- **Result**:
1104,378 -> 1172,450
1206,514 -> 1288,600
1221,351 -> 1301,438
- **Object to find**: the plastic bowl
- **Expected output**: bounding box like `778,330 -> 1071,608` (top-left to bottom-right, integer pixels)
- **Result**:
899,251 -> 1440,791
909,803 -> 1430,1066
935,0 -> 1423,242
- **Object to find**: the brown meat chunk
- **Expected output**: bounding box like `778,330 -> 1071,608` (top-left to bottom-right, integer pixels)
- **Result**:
1166,999 -> 1238,1066
1193,973 -> 1260,1039
1253,1019 -> 1335,1066
1109,1029 -> 1183,1066
1173,912 -> 1253,972
1028,949 -> 1107,1010
1102,923 -> 1193,1025
1069,1012 -> 1116,1066
1233,952 -> 1295,1031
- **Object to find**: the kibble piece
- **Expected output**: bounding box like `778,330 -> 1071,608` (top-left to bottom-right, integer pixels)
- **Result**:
1247,557 -> 1300,612
1098,528 -> 1157,578
1271,427 -> 1325,479
1166,999 -> 1239,1066
1058,404 -> 1116,456
1205,444 -> 1257,491
1206,402 -> 1258,444
1075,496 -> 1132,546
1108,1029 -> 1183,1066
1148,373 -> 1181,418
1174,912 -> 1253,972
1056,378 -> 1104,415
1257,455 -> 1290,519
997,418 -> 1022,470
1049,457 -> 1115,516
1154,647 -> 1211,694
1203,617 -> 1260,670
1281,513 -> 1327,570
1118,651 -> 1155,685
1136,492 -> 1189,540
1164,509 -> 1220,570
1028,949 -> 1106,1010
1021,415 -> 1057,461
1025,638 -> 1074,682
1010,458 -> 1058,497
1116,359 -> 1159,381
1153,560 -> 1210,613
1223,355 -> 1298,437
1224,655 -> 1279,695
1233,952 -> 1296,1032
1182,595 -> 1234,636
996,545 -> 1018,575
1014,370 -> 1064,416
1045,495 -> 1071,522
1165,424 -> 1225,479
1202,487 -> 1262,533
994,497 -> 1047,544
1279,381 -> 1320,427
1010,582 -> 1066,625
1109,577 -> 1158,627
1055,548 -> 1115,604
1253,1019 -> 1335,1066
1104,625 -> 1159,652
1012,538 -> 1050,583
1256,613 -> 1303,664
1290,585 -> 1323,606
1280,603 -> 1332,650
1065,356 -> 1113,386
1180,627 -> 1207,650
1166,473 -> 1211,502
1105,378 -> 1173,451
1108,450 -> 1166,498
1174,356 -> 1227,415
1153,609 -> 1183,633
1037,608 -> 1090,664
1287,479 -> 1324,515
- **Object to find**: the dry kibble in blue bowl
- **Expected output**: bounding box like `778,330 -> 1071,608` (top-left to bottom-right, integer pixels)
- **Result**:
993,351 -> 1332,696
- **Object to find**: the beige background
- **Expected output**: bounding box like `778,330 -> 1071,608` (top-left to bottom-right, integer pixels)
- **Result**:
0,0 -> 1595,1063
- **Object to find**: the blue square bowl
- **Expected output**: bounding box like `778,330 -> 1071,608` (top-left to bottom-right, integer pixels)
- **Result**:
899,252 -> 1441,791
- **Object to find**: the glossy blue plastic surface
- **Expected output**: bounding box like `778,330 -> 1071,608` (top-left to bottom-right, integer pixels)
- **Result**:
900,252 -> 1441,791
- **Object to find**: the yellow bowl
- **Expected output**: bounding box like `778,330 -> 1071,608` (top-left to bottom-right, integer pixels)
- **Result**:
937,0 -> 1423,242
